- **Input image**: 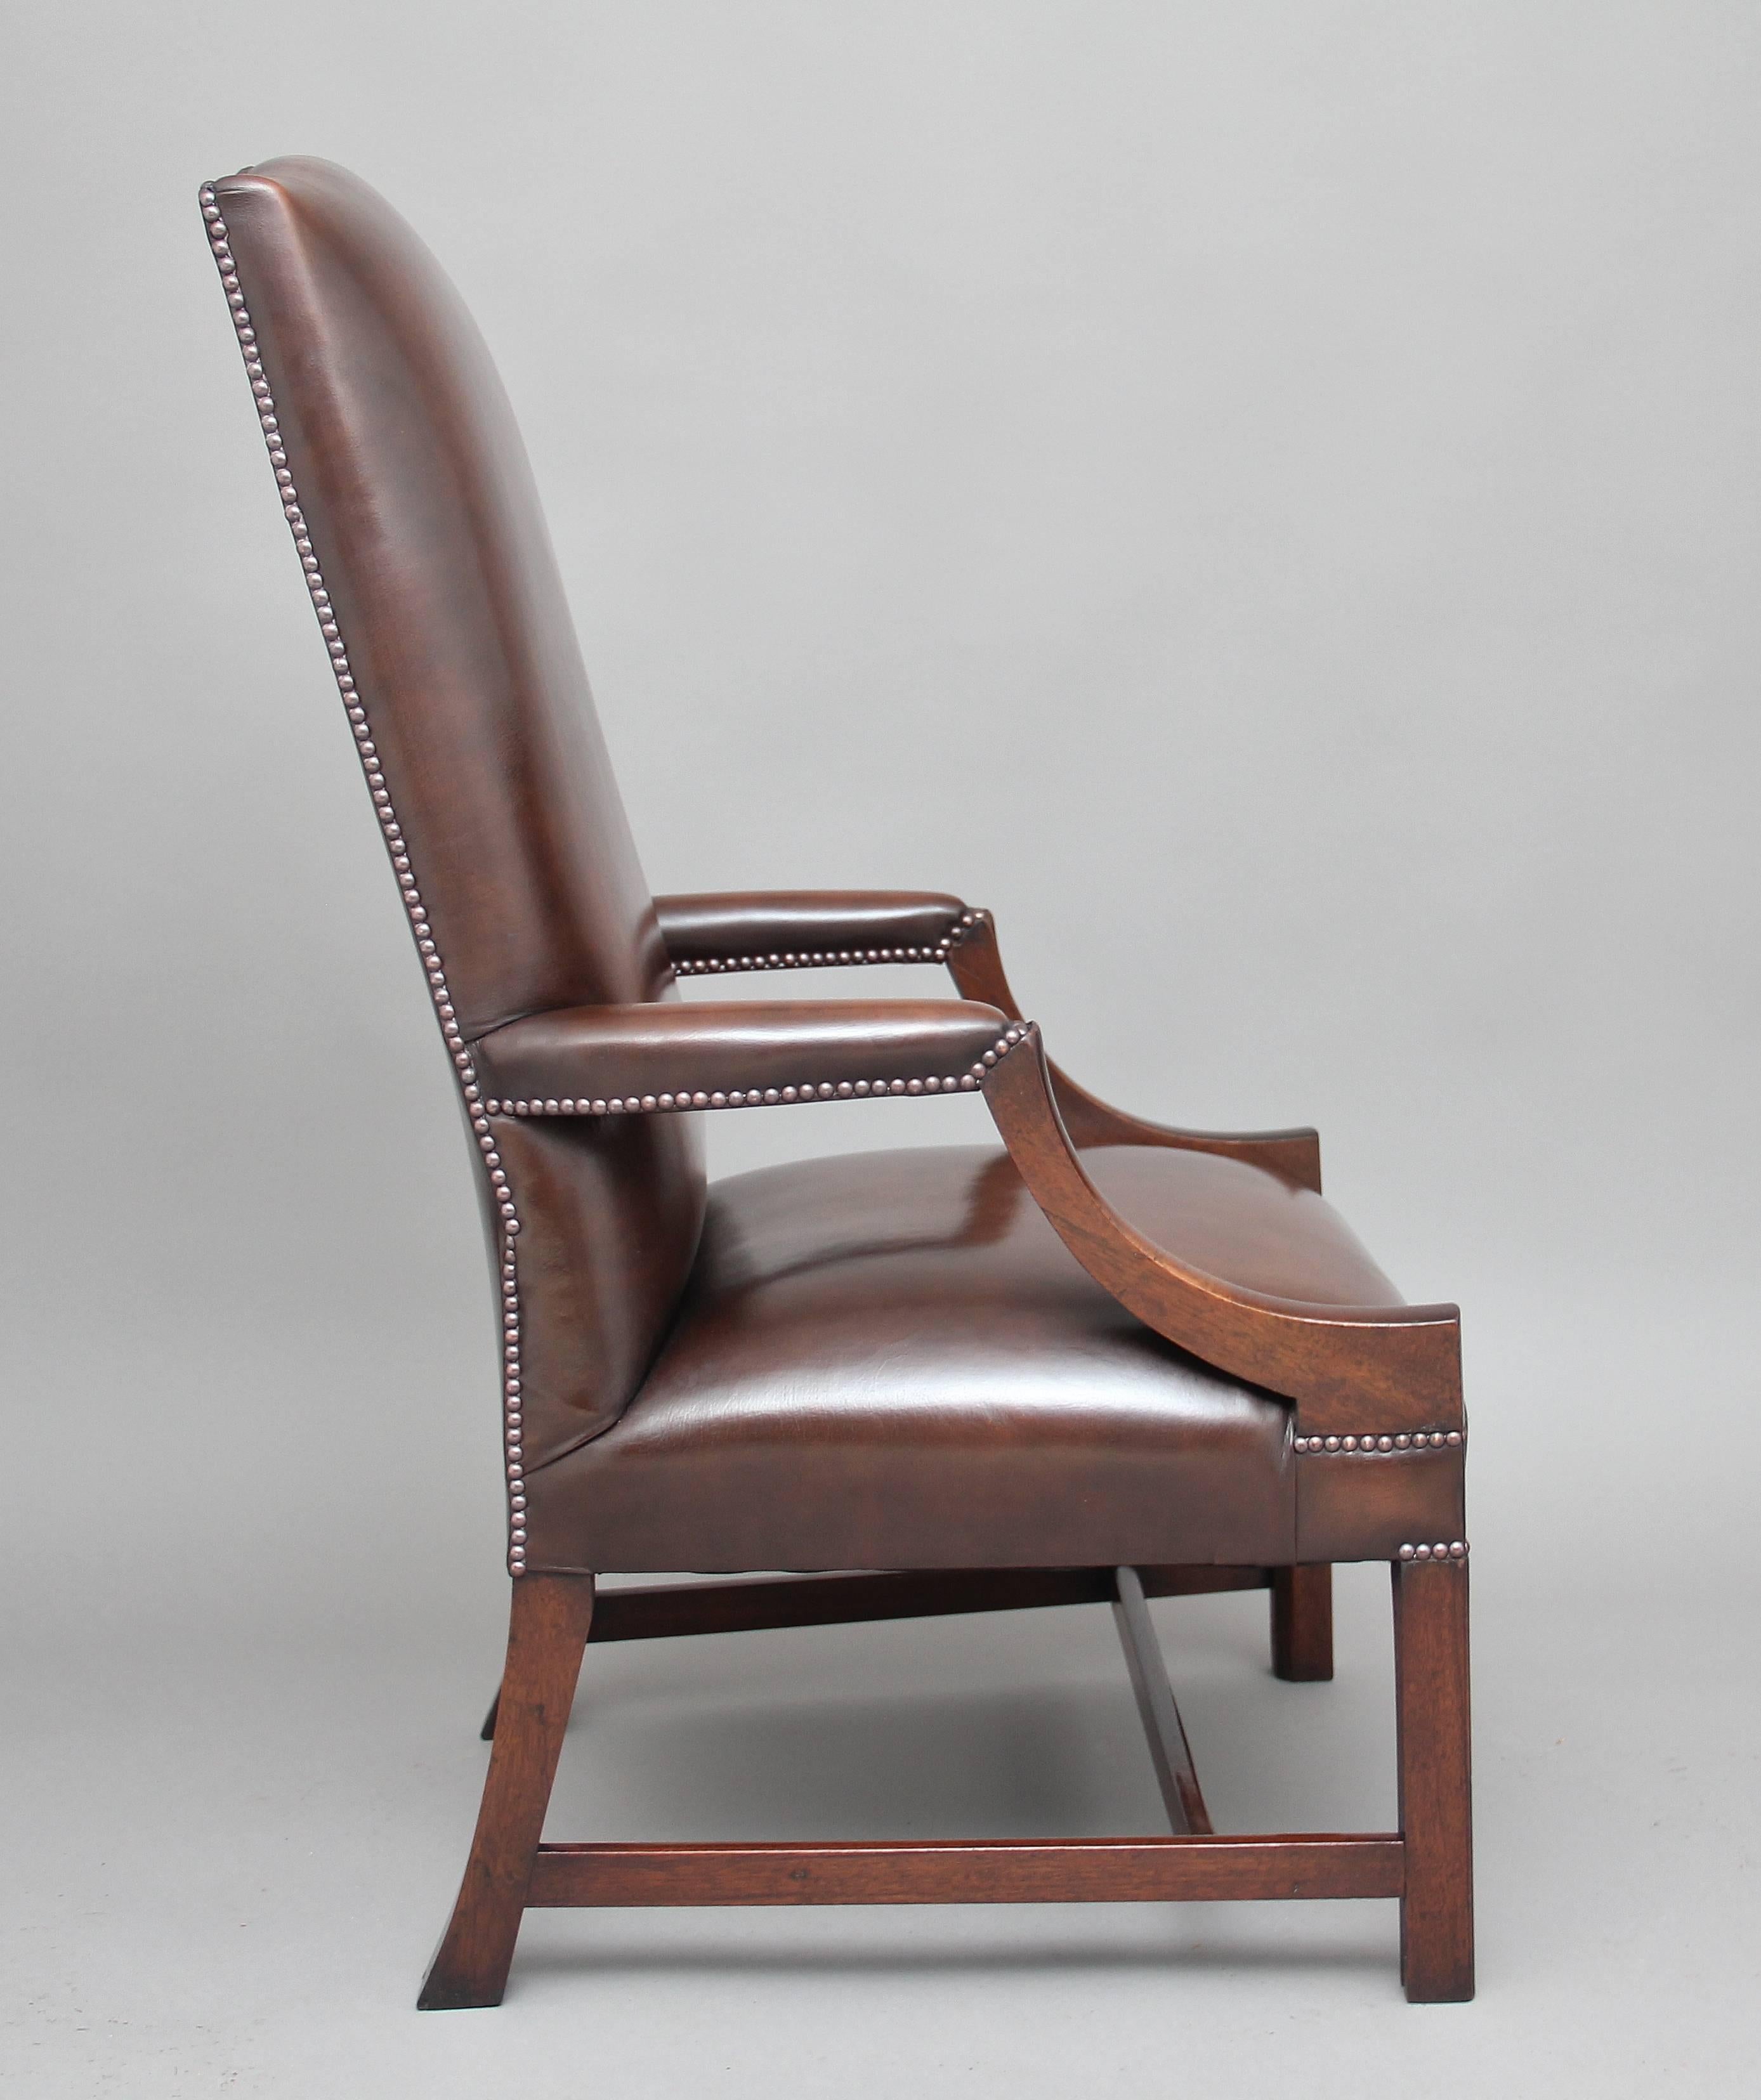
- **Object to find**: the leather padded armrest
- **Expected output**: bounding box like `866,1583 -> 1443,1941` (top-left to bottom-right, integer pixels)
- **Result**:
653,891 -> 975,972
473,998 -> 1016,1114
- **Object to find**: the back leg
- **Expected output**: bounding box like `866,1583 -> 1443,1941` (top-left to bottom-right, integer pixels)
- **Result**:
419,1573 -> 596,2009
1271,1564 -> 1334,1681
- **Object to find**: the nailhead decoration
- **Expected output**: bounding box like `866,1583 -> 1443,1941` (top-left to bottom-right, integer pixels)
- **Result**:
1293,1429 -> 1464,1455
1398,1541 -> 1470,1562
202,183 -> 530,1578
481,1023 -> 1029,1119
671,911 -> 988,977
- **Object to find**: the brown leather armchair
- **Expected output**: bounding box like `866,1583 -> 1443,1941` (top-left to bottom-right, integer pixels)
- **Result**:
200,158 -> 1472,2009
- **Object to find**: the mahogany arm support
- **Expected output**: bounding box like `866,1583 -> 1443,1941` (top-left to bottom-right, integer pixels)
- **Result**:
472,998 -> 1448,1432
653,890 -> 977,973
983,1026 -> 1462,1435
471,997 -> 1013,1112
948,911 -> 1324,1193
651,889 -> 1319,1187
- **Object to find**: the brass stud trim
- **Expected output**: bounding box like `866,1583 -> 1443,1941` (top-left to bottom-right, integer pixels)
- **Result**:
1293,1429 -> 1464,1455
481,1026 -> 1029,1119
670,910 -> 988,977
201,180 -> 530,1577
1398,1541 -> 1470,1563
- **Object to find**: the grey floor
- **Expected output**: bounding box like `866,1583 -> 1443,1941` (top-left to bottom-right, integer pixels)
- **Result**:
4,1276 -> 1755,2099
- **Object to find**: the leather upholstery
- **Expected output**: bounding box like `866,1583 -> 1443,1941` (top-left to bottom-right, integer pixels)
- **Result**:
212,159 -> 705,1438
214,160 -> 672,1039
206,157 -> 1465,1576
655,891 -> 970,962
524,1144 -> 1404,1572
474,998 -> 1010,1107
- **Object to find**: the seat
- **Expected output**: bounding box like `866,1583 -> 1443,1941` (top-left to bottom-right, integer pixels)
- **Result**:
199,155 -> 1474,2012
542,1142 -> 1402,1574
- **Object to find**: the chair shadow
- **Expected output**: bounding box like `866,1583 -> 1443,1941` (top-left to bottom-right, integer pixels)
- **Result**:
547,1683 -> 1167,1845
510,1930 -> 1398,1987
518,1676 -> 1399,1992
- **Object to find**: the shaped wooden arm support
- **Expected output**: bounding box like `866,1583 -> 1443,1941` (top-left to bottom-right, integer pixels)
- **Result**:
945,911 -> 1324,1192
655,889 -> 1322,1192
475,995 -> 1454,1437
983,1027 -> 1462,1436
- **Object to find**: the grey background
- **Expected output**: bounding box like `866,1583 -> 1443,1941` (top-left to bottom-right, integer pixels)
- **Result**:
3,2 -> 1757,2093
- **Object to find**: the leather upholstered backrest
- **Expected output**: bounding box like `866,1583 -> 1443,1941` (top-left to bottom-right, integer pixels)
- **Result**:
204,159 -> 706,1467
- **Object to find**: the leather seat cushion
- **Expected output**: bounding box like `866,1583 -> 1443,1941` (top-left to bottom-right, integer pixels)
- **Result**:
525,1142 -> 1402,1573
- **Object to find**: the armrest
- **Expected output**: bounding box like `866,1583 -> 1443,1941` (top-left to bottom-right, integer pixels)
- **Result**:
983,1026 -> 1462,1435
473,998 -> 1016,1114
653,890 -> 1322,1185
654,891 -> 982,974
947,911 -> 1325,1192
475,995 -> 1455,1433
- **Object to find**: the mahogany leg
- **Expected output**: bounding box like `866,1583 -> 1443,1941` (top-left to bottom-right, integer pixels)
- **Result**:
479,1688 -> 501,1741
1392,1558 -> 1474,2002
1271,1565 -> 1334,1681
419,1574 -> 596,2010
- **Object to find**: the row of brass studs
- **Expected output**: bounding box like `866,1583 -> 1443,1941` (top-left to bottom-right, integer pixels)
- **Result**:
1294,1429 -> 1463,1455
670,911 -> 987,976
200,182 -> 531,1574
480,1029 -> 1026,1121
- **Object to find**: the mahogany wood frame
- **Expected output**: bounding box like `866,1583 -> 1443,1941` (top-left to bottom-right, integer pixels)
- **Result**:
422,1558 -> 1471,2010
422,912 -> 1473,2008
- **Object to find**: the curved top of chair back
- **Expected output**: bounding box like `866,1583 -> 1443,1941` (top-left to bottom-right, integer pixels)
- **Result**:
207,155 -> 667,1033
202,158 -> 705,1460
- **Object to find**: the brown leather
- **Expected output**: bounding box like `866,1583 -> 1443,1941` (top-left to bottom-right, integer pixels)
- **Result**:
212,159 -> 706,1439
474,998 -> 1009,1107
523,1143 -> 1404,1572
206,158 -> 1464,1575
655,891 -> 969,962
1296,1437 -> 1465,1564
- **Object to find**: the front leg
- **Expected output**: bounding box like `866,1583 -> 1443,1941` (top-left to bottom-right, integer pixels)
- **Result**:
419,1574 -> 596,2009
1392,1554 -> 1474,2002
